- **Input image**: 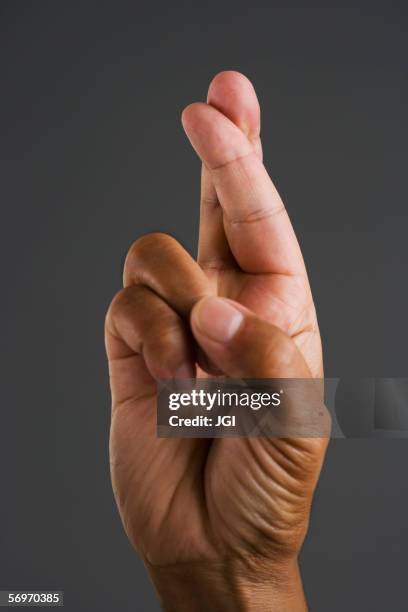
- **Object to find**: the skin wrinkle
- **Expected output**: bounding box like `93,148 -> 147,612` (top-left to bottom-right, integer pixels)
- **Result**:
209,461 -> 296,562
245,438 -> 310,499
226,203 -> 286,226
207,149 -> 257,173
241,448 -> 309,531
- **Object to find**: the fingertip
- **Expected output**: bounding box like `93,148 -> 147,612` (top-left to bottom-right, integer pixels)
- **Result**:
181,102 -> 206,132
181,102 -> 253,168
207,70 -> 260,139
208,70 -> 255,100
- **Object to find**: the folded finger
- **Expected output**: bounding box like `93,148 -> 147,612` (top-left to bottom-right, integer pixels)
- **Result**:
122,232 -> 220,374
105,284 -> 196,409
123,232 -> 212,317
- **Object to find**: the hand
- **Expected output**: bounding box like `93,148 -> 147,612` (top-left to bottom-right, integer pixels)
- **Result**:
105,72 -> 328,611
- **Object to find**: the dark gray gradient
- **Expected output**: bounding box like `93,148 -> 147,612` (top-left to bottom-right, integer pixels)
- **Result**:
1,1 -> 407,610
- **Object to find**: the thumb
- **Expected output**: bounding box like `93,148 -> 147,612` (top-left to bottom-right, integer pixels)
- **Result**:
190,296 -> 311,379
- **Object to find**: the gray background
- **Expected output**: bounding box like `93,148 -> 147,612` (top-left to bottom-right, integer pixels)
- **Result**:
1,1 -> 407,610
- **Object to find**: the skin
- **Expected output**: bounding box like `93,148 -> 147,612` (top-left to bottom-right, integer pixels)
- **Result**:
105,72 -> 329,611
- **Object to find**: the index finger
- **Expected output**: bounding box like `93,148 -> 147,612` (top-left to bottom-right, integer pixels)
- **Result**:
182,102 -> 305,276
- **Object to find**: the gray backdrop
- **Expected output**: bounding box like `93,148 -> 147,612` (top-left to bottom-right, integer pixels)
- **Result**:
1,1 -> 407,610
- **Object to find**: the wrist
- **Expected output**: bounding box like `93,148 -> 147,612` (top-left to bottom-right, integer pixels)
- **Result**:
147,558 -> 307,612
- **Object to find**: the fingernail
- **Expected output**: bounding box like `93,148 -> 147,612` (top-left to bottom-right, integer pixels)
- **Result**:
193,297 -> 244,343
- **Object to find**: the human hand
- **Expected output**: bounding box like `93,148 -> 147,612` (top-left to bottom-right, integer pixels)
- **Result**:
105,72 -> 328,611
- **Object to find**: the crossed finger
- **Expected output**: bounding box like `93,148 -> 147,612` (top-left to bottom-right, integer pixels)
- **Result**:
182,71 -> 306,276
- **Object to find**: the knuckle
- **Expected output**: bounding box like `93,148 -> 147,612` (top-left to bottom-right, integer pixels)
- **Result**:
105,286 -> 146,332
123,232 -> 178,283
105,288 -> 130,331
126,232 -> 175,263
